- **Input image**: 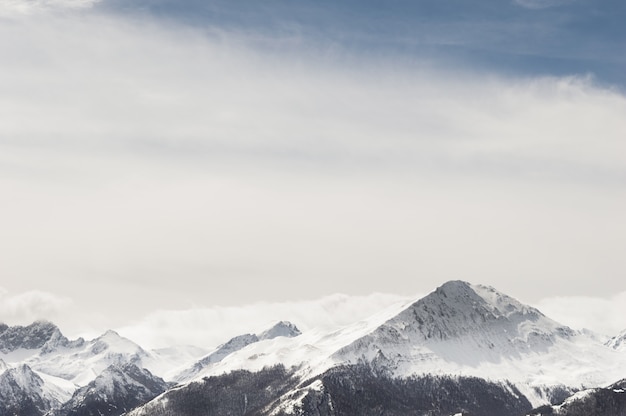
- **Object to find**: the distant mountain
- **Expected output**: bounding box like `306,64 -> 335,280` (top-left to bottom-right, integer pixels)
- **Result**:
0,321 -> 80,354
28,330 -> 149,386
259,321 -> 302,341
54,363 -> 169,416
0,364 -> 62,416
174,321 -> 301,383
608,329 -> 626,351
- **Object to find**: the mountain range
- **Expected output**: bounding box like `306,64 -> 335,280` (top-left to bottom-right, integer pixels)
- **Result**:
1,281 -> 625,416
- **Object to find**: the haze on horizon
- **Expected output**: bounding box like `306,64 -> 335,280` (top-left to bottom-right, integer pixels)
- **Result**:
0,0 -> 625,346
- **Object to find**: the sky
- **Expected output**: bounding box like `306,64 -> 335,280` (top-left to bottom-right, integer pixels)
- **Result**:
0,0 -> 625,348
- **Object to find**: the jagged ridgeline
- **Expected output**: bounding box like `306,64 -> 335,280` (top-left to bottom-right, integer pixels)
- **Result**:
1,281 -> 626,416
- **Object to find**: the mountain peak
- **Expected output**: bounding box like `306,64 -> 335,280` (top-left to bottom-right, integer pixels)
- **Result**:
259,321 -> 302,340
436,279 -> 473,292
422,280 -> 544,324
333,281 -> 576,373
3,364 -> 45,391
58,362 -> 169,416
100,329 -> 122,339
91,330 -> 144,355
400,280 -> 568,341
174,321 -> 302,383
0,320 -> 63,353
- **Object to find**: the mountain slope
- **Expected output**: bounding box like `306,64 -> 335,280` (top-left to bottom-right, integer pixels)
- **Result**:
27,330 -> 149,386
335,280 -> 575,364
189,281 -> 626,407
259,321 -> 302,341
292,364 -> 533,416
174,321 -> 302,383
0,321 -> 61,353
608,329 -> 626,351
55,363 -> 169,416
530,378 -> 626,416
127,363 -> 534,416
127,365 -> 297,416
330,281 -> 624,400
0,364 -> 63,416
2,280 -> 625,416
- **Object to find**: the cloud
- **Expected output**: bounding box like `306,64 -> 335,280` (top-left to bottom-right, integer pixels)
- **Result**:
0,14 -> 624,178
0,11 -> 625,337
115,293 -> 415,349
0,0 -> 99,16
533,292 -> 626,337
514,0 -> 572,9
115,290 -> 626,348
0,288 -> 73,325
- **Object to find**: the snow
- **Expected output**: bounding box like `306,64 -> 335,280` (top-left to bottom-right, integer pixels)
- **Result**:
178,281 -> 626,408
0,347 -> 41,363
142,345 -> 209,381
4,280 -> 626,414
607,328 -> 626,351
190,296 -> 414,382
553,388 -> 597,410
36,370 -> 77,403
259,321 -> 301,340
174,321 -> 306,383
269,380 -> 324,416
19,328 -> 149,386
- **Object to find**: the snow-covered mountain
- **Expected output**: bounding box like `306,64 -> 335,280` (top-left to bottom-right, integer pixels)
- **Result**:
2,281 -> 626,416
608,329 -> 626,351
0,364 -> 65,415
0,321 -> 66,353
160,281 -> 626,409
26,329 -> 149,386
174,321 -> 302,382
0,325 -> 196,416
54,363 -> 169,416
330,281 -> 620,402
259,321 -> 302,340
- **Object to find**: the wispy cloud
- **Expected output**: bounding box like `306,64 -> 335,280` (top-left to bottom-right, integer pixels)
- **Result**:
0,288 -> 72,325
534,292 -> 626,337
513,0 -> 572,9
115,292 -> 414,349
0,0 -> 99,16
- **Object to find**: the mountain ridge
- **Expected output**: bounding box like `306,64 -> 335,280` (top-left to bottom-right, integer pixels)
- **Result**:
1,280 -> 625,416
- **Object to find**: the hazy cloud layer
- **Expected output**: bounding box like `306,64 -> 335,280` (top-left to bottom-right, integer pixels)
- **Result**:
115,293 -> 414,349
2,286 -> 625,350
534,291 -> 626,337
112,291 -> 626,348
0,288 -> 72,325
1,6 -> 625,337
